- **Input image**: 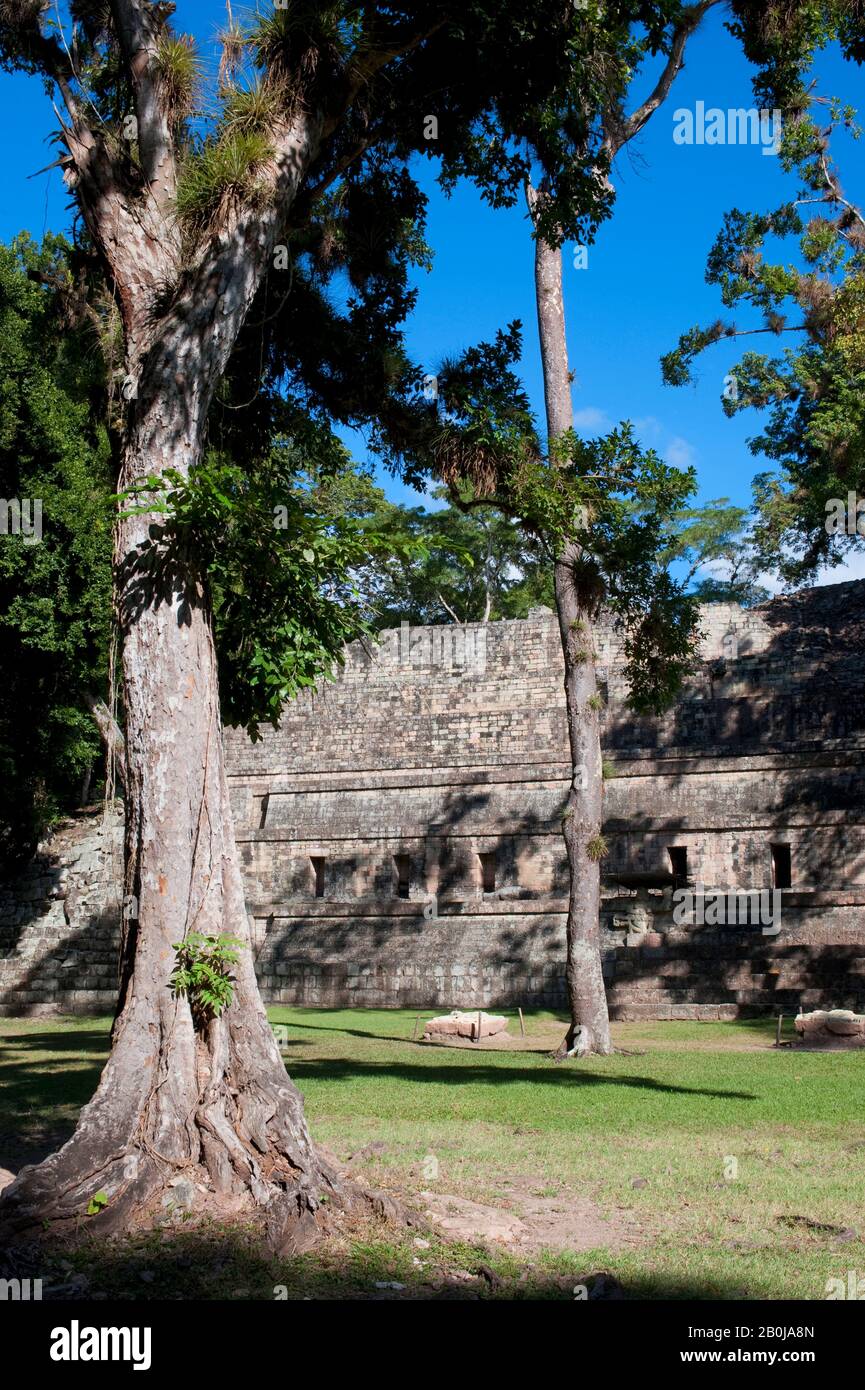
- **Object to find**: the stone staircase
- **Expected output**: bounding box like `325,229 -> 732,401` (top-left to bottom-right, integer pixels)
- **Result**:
0,804 -> 123,1015
606,940 -> 865,1019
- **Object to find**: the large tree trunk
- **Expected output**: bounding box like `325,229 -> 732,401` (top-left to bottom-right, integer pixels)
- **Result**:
0,92 -> 364,1246
0,371 -> 347,1253
530,192 -> 612,1057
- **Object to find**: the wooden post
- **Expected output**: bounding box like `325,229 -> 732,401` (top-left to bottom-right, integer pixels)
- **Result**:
476,1009 -> 482,1043
776,1013 -> 783,1046
518,1007 -> 525,1037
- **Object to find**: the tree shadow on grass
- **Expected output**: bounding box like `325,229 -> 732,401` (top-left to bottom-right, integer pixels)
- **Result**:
0,1225 -> 777,1302
0,1027 -> 756,1176
276,1019 -> 427,1042
276,1019 -> 518,1045
0,1030 -> 109,1170
282,1055 -> 757,1100
0,1031 -> 317,1171
0,1029 -> 110,1055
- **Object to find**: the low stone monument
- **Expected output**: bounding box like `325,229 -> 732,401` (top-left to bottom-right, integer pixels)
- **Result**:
793,1008 -> 865,1047
423,1009 -> 508,1041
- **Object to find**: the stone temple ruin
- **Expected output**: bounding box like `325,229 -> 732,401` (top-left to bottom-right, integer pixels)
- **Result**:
2,578 -> 865,1019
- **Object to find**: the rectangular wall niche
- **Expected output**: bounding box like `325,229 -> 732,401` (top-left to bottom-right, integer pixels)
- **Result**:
771,843 -> 792,890
394,853 -> 411,899
310,856 -> 326,899
668,846 -> 688,883
479,851 -> 497,894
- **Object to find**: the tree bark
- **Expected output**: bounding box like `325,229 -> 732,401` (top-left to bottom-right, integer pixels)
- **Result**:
0,0 -> 469,1252
0,385 -> 346,1248
84,693 -> 125,793
529,187 -> 612,1056
0,113 -> 359,1248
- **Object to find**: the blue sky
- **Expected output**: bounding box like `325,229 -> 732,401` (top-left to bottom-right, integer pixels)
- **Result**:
2,4 -> 863,579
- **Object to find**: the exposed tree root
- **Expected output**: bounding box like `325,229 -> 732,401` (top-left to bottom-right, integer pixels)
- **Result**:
0,1015 -> 408,1255
0,991 -> 379,1252
0,586 -> 411,1257
551,1023 -> 615,1061
0,1147 -> 408,1258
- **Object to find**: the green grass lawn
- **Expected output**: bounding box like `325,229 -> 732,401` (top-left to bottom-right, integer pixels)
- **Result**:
1,1008 -> 863,1300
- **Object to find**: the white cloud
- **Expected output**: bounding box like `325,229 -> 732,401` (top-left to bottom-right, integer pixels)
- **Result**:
664,436 -> 697,469
572,407 -> 611,432
691,554 -> 784,596
752,570 -> 785,597
633,415 -> 663,442
704,548 -> 865,601
813,549 -> 865,586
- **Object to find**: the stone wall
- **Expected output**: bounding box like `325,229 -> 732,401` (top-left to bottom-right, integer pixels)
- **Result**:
0,806 -> 122,1016
2,580 -> 865,1017
225,579 -> 865,1017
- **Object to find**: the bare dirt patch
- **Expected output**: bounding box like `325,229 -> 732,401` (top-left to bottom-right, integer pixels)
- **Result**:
420,1179 -> 633,1254
420,1021 -> 782,1054
420,1022 -> 565,1053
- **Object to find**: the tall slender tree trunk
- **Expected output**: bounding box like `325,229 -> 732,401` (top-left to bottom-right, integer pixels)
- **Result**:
529,187 -> 612,1056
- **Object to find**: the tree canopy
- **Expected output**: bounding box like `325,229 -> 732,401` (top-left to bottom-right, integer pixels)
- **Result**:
0,233 -> 114,868
662,30 -> 865,586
